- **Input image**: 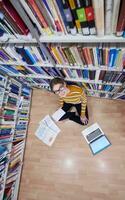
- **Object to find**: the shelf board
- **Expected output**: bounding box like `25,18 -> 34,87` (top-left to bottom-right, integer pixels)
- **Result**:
40,35 -> 125,43
0,62 -> 124,72
10,74 -> 122,86
0,34 -> 125,44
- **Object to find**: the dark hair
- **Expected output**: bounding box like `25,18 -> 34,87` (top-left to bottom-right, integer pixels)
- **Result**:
50,77 -> 65,91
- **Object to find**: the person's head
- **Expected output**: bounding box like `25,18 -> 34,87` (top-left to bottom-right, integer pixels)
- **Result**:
50,77 -> 68,97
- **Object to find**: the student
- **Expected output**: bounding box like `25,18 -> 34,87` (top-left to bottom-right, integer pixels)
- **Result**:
50,77 -> 89,125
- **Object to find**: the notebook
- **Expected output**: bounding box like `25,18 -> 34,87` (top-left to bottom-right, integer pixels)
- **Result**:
82,123 -> 111,155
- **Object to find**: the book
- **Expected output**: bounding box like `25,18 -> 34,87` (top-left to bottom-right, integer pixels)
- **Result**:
0,0 -> 29,35
19,0 -> 44,35
35,115 -> 60,146
111,0 -> 121,34
92,0 -> 104,36
116,0 -> 125,36
27,0 -> 52,35
61,0 -> 77,35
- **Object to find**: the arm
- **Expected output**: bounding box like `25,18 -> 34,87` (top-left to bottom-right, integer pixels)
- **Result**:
80,90 -> 87,118
59,97 -> 64,108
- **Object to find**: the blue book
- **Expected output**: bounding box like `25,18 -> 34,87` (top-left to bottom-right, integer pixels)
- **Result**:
42,0 -> 53,17
28,66 -> 43,74
122,31 -> 125,38
0,27 -> 5,36
0,145 -> 7,155
15,47 -> 35,65
0,65 -> 18,75
96,48 -> 101,66
82,69 -> 89,79
24,48 -> 36,64
38,47 -> 47,62
108,49 -> 117,68
55,0 -> 69,31
105,85 -> 111,91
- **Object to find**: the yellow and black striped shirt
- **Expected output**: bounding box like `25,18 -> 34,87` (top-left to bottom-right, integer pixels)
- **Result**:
59,85 -> 87,117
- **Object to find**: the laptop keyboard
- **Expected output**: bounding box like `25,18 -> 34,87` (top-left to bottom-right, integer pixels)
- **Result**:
86,128 -> 102,142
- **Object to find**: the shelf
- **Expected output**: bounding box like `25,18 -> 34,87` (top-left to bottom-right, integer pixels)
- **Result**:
87,89 -> 114,94
0,34 -> 125,44
39,35 -> 125,43
12,164 -> 23,200
9,74 -> 122,86
0,62 -> 124,72
87,89 -> 125,95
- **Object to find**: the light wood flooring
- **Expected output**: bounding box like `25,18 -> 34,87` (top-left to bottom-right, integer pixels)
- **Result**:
18,89 -> 125,200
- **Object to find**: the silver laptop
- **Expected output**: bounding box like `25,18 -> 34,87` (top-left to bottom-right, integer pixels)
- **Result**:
82,123 -> 104,144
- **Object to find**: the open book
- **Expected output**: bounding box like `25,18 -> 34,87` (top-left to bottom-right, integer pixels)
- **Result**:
35,115 -> 60,146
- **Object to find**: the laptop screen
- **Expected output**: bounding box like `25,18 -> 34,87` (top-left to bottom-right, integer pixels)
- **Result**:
89,135 -> 111,155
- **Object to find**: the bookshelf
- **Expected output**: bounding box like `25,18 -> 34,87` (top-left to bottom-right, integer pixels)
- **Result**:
0,72 -> 31,199
0,0 -> 124,102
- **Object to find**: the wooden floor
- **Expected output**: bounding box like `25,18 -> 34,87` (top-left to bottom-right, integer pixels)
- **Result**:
18,89 -> 125,200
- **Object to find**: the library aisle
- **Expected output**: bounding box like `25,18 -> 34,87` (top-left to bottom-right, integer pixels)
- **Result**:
18,89 -> 125,200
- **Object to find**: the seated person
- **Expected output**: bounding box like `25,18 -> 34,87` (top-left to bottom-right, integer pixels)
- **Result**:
50,77 -> 89,125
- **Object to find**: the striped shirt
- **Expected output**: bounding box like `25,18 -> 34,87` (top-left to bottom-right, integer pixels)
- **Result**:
59,85 -> 87,117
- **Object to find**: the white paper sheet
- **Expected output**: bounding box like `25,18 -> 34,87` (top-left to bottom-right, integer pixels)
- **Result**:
52,108 -> 65,122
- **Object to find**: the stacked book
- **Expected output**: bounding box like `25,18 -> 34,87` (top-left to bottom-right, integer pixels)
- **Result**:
0,45 -> 125,69
14,86 -> 31,142
0,75 -> 22,199
84,83 -> 120,93
0,145 -> 9,197
0,0 -> 125,37
1,80 -> 21,125
3,140 -> 24,199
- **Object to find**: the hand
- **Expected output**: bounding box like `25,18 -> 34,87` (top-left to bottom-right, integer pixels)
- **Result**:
80,116 -> 88,125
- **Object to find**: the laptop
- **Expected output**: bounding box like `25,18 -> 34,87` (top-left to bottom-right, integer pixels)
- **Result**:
82,123 -> 111,155
82,123 -> 104,144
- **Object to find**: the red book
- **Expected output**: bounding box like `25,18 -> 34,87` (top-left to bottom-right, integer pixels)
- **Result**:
85,7 -> 95,21
85,6 -> 96,35
27,0 -> 48,28
116,0 -> 125,36
82,47 -> 92,66
0,0 -> 29,35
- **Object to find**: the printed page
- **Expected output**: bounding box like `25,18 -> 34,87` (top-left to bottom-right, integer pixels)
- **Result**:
36,115 -> 60,146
